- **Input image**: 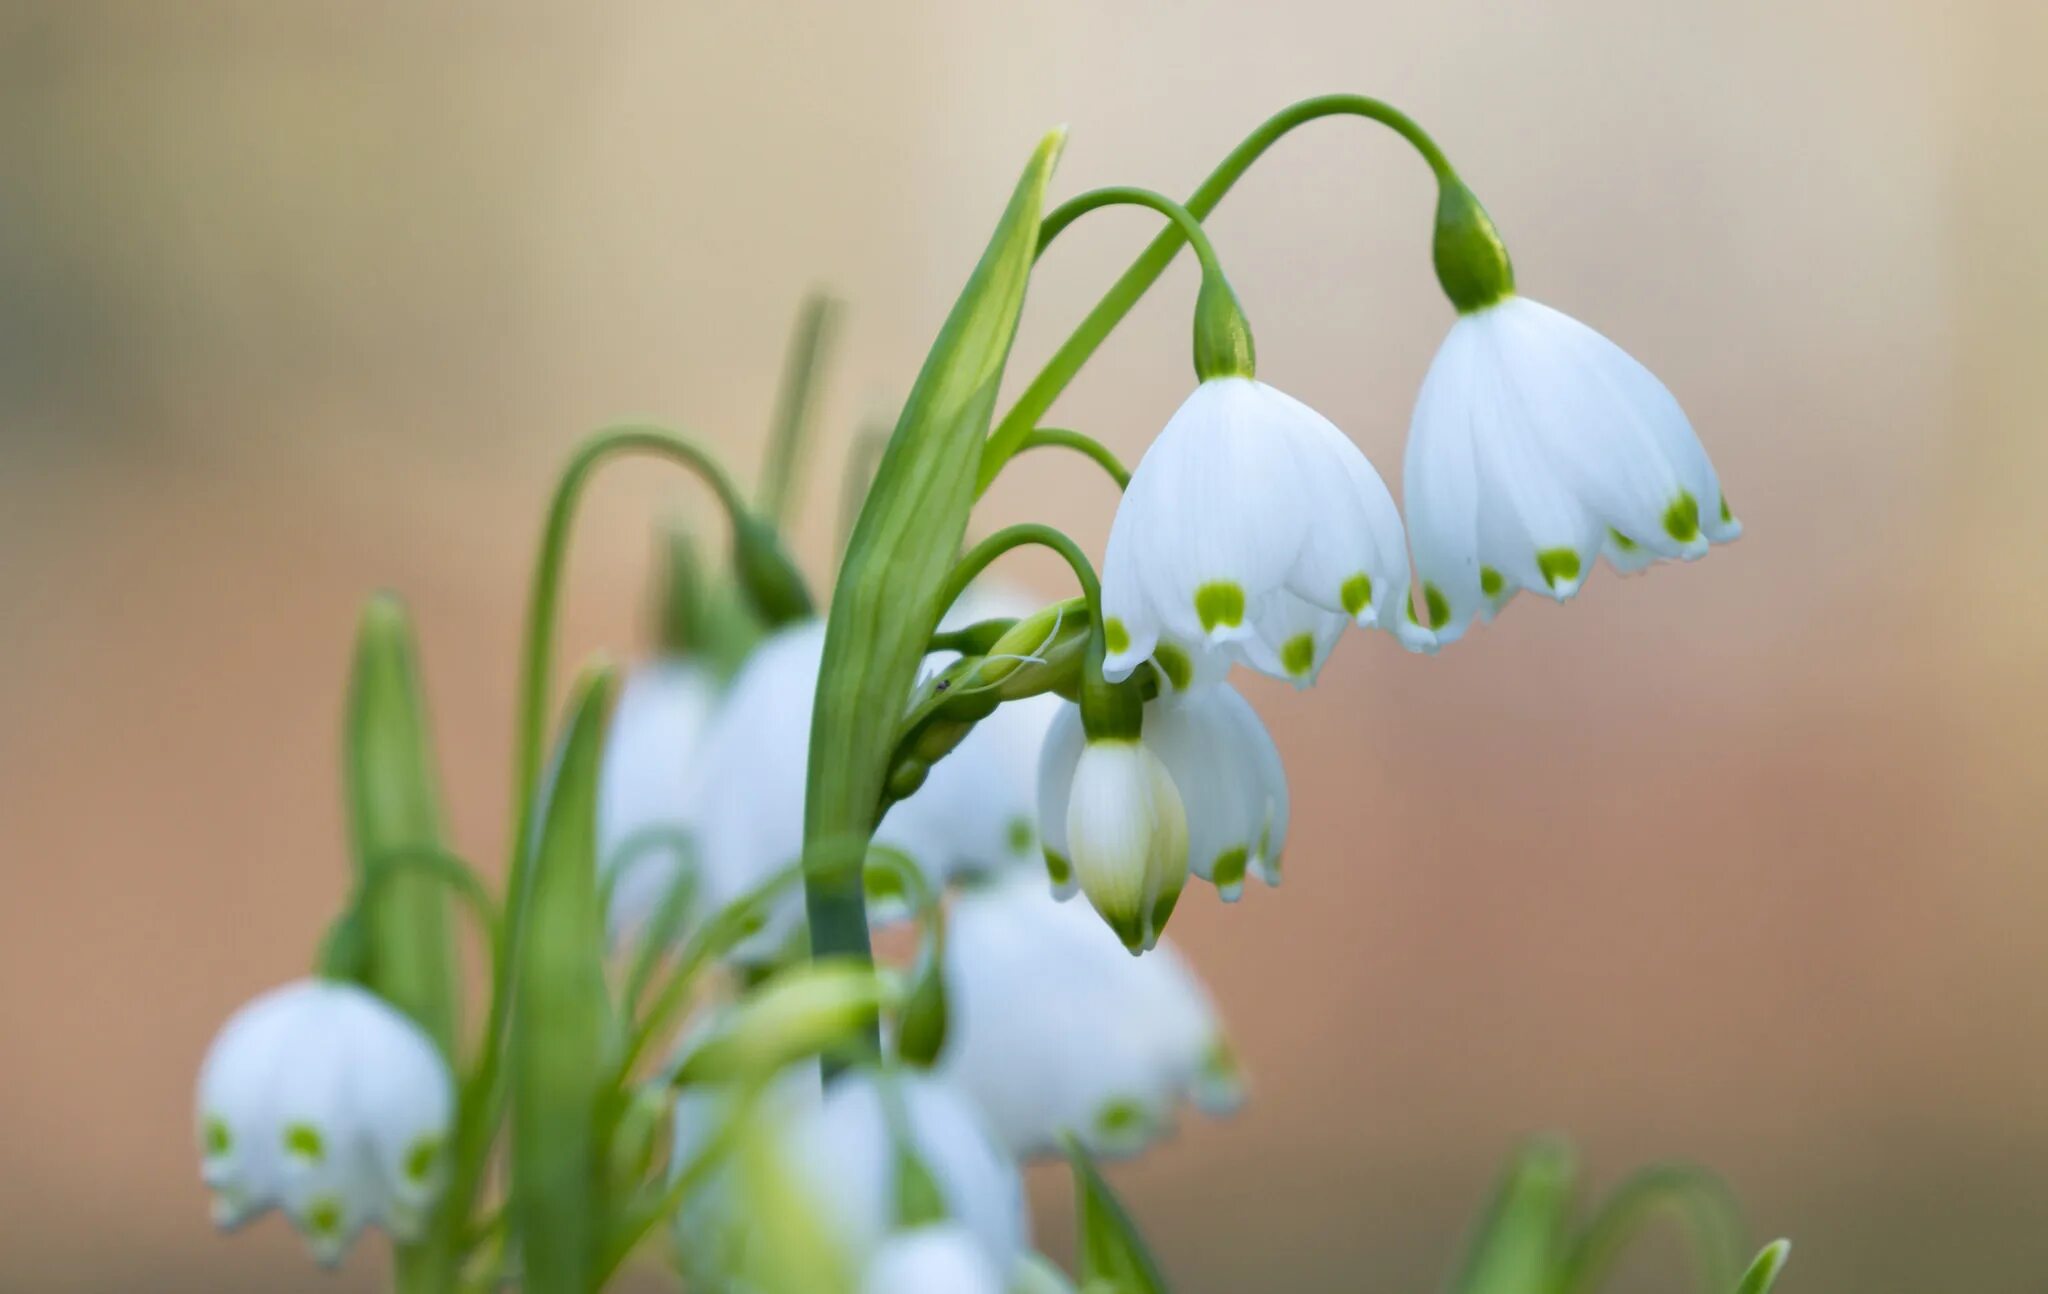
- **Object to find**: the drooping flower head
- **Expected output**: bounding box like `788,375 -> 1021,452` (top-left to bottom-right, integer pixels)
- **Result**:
938,870 -> 1243,1159
1100,376 -> 1433,689
1038,678 -> 1287,944
195,979 -> 453,1265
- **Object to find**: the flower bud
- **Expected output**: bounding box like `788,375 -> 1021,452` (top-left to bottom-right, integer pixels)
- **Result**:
672,959 -> 885,1085
1058,738 -> 1188,954
195,979 -> 453,1266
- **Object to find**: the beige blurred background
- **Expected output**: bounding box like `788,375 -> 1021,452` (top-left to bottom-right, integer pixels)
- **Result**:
3,1 -> 2044,1290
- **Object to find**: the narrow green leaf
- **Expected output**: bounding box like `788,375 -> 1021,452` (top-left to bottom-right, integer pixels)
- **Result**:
344,592 -> 459,1056
510,663 -> 618,1294
1450,1138 -> 1576,1294
1732,1240 -> 1791,1294
1066,1135 -> 1169,1294
803,129 -> 1065,967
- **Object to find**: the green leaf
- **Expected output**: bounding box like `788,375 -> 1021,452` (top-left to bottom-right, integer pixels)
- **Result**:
1450,1138 -> 1576,1294
802,128 -> 1064,966
1066,1136 -> 1169,1294
1732,1240 -> 1791,1294
509,664 -> 618,1294
344,593 -> 459,1057
671,958 -> 883,1085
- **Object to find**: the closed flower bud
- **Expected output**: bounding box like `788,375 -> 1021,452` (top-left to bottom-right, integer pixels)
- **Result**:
1051,736 -> 1188,954
195,979 -> 453,1266
938,871 -> 1242,1160
1405,295 -> 1739,644
1099,376 -> 1431,691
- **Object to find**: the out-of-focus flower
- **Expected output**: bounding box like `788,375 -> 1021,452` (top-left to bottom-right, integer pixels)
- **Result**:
860,1224 -> 1008,1294
1100,376 -> 1431,689
1404,295 -> 1740,644
195,979 -> 453,1266
598,661 -> 720,937
937,870 -> 1243,1159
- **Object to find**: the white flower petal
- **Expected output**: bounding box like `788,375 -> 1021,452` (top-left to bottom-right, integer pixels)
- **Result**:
1065,741 -> 1188,951
599,661 -> 719,938
1233,591 -> 1348,691
862,1226 -> 1007,1294
1034,704 -> 1086,899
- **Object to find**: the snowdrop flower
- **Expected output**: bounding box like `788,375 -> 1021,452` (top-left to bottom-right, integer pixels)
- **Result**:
861,1225 -> 1008,1294
1100,376 -> 1432,690
938,871 -> 1243,1160
195,979 -> 453,1266
779,1071 -> 1028,1279
598,660 -> 720,937
1039,722 -> 1188,954
1404,295 -> 1740,644
1040,681 -> 1287,942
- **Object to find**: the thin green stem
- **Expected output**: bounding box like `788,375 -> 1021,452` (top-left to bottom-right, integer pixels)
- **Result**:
1017,427 -> 1130,490
1038,186 -> 1231,279
759,293 -> 843,527
448,425 -> 753,1258
362,846 -> 502,955
978,93 -> 1452,492
934,523 -> 1101,626
1555,1166 -> 1746,1294
593,1091 -> 753,1285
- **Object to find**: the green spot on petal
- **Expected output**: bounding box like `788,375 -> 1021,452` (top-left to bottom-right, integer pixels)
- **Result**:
283,1123 -> 325,1163
1148,886 -> 1182,944
1043,849 -> 1072,887
1536,548 -> 1582,589
1719,493 -> 1733,524
305,1197 -> 343,1237
1096,1098 -> 1149,1138
404,1136 -> 442,1185
1005,815 -> 1035,855
204,1117 -> 231,1157
1608,528 -> 1639,552
1202,1036 -> 1242,1085
1479,566 -> 1504,598
1663,491 -> 1700,543
1212,847 -> 1248,891
1423,583 -> 1450,628
1103,617 -> 1130,656
1340,573 -> 1373,617
1279,633 -> 1316,678
1153,642 -> 1193,692
1193,582 -> 1245,634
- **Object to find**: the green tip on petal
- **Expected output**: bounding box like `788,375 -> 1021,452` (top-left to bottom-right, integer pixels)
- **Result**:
404,1135 -> 443,1185
1663,491 -> 1701,543
1146,886 -> 1181,946
1193,581 -> 1245,634
1478,566 -> 1504,598
1152,642 -> 1193,692
1719,493 -> 1734,524
1608,528 -> 1639,553
1108,908 -> 1146,954
1536,548 -> 1581,589
1044,849 -> 1073,887
1006,815 -> 1036,854
1211,847 -> 1248,894
1103,617 -> 1131,656
1279,633 -> 1317,678
1423,583 -> 1451,628
1095,1098 -> 1151,1141
204,1117 -> 231,1157
283,1123 -> 325,1163
305,1197 -> 343,1237
1340,573 -> 1373,618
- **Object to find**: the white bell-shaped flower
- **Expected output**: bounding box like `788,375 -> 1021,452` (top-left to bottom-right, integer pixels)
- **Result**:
1100,376 -> 1432,690
195,979 -> 453,1266
860,1225 -> 1008,1294
1039,681 -> 1287,922
1404,295 -> 1741,644
598,660 -> 720,937
1041,731 -> 1189,954
779,1071 -> 1028,1280
938,870 -> 1243,1160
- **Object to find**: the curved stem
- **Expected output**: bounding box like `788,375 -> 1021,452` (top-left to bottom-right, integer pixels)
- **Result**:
1555,1166 -> 1746,1294
934,523 -> 1101,627
979,93 -> 1453,492
1038,186 -> 1231,282
363,846 -> 502,951
1017,427 -> 1130,490
451,424 -> 752,1253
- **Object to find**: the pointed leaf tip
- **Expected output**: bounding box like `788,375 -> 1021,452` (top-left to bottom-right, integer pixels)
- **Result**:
1734,1240 -> 1791,1294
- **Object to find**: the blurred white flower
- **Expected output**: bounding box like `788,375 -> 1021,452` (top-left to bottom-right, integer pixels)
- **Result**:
598,660 -> 720,937
860,1224 -> 1008,1294
195,979 -> 452,1266
1100,376 -> 1431,690
1039,681 -> 1286,930
1404,295 -> 1740,644
938,870 -> 1243,1160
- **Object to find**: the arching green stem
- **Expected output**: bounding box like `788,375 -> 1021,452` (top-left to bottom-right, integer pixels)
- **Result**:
363,846 -> 502,954
935,523 -> 1101,625
1555,1166 -> 1746,1294
979,94 -> 1455,492
1017,427 -> 1130,490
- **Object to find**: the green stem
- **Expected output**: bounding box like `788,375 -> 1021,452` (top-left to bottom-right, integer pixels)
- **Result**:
978,93 -> 1452,492
1555,1166 -> 1746,1294
759,293 -> 843,527
1017,427 -> 1130,490
449,425 -> 754,1263
362,846 -> 503,957
934,523 -> 1101,625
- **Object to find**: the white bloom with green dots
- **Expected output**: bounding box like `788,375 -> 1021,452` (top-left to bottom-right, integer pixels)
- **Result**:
1404,295 -> 1740,644
938,870 -> 1243,1160
1099,375 -> 1433,690
597,660 -> 719,938
195,979 -> 453,1266
1039,681 -> 1286,920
